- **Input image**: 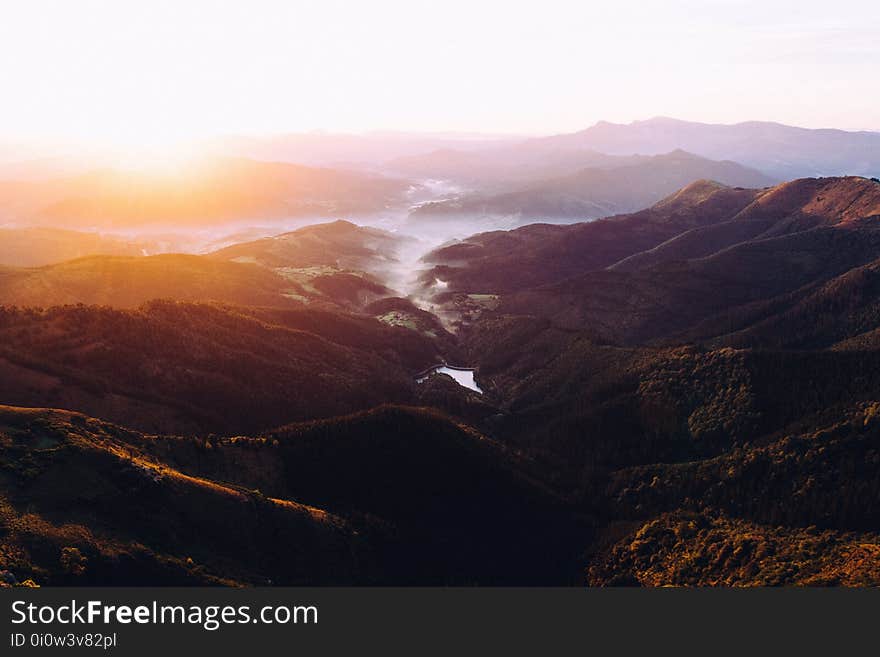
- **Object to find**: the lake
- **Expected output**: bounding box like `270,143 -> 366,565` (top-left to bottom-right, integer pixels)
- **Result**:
416,365 -> 483,394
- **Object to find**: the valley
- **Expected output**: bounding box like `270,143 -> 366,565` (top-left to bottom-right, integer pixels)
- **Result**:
2,118 -> 880,588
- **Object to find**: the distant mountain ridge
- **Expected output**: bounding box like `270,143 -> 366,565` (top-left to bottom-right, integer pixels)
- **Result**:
409,149 -> 775,223
533,117 -> 880,179
388,146 -> 642,186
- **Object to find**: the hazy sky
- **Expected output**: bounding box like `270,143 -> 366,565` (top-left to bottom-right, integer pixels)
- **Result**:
1,0 -> 877,148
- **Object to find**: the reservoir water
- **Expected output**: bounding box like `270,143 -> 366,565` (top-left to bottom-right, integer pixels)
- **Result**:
416,365 -> 483,394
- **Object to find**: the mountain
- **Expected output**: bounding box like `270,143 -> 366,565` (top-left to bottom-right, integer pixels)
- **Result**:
0,227 -> 157,267
534,117 -> 880,179
492,178 -> 880,345
5,166 -> 880,586
260,406 -> 579,584
409,150 -> 774,223
0,405 -> 365,586
0,301 -> 443,434
0,240 -> 411,312
589,401 -> 880,585
417,176 -> 880,504
209,220 -> 413,309
0,157 -> 412,228
0,404 -> 578,585
420,179 -> 762,295
210,220 -> 404,271
388,146 -> 639,186
422,176 -> 880,300
210,220 -> 450,316
588,510 -> 880,586
391,118 -> 880,186
610,176 -> 880,273
208,131 -> 520,167
0,254 -> 305,309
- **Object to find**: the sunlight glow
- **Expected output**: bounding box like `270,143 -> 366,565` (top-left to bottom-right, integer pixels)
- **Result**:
0,0 -> 877,150
103,142 -> 207,176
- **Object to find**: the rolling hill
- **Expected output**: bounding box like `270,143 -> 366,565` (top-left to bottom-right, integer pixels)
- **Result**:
210,219 -> 405,271
0,254 -> 305,309
0,239 -> 412,313
209,220 -> 411,310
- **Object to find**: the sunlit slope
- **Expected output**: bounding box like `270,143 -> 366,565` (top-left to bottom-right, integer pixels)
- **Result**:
0,227 -> 154,267
0,405 -> 363,586
0,254 -> 304,308
0,229 -> 414,312
0,157 -> 411,228
589,402 -> 880,586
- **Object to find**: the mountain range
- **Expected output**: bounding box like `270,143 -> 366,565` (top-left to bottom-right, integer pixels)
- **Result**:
2,122 -> 880,586
532,117 -> 880,180
409,150 -> 775,222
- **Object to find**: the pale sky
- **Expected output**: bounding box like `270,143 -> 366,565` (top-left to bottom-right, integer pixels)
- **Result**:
0,0 -> 877,149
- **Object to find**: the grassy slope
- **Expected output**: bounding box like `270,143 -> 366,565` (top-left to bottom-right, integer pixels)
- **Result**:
0,254 -> 304,309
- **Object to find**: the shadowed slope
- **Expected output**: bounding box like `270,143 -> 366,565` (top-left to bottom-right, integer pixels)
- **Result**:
422,180 -> 760,294
265,405 -> 582,584
0,302 -> 443,434
0,404 -> 582,586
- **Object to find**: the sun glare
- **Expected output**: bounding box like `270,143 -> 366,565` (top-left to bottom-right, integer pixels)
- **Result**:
104,141 -> 207,176
0,0 -> 877,148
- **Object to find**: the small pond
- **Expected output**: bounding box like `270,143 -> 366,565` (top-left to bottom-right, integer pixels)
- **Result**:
416,365 -> 483,394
